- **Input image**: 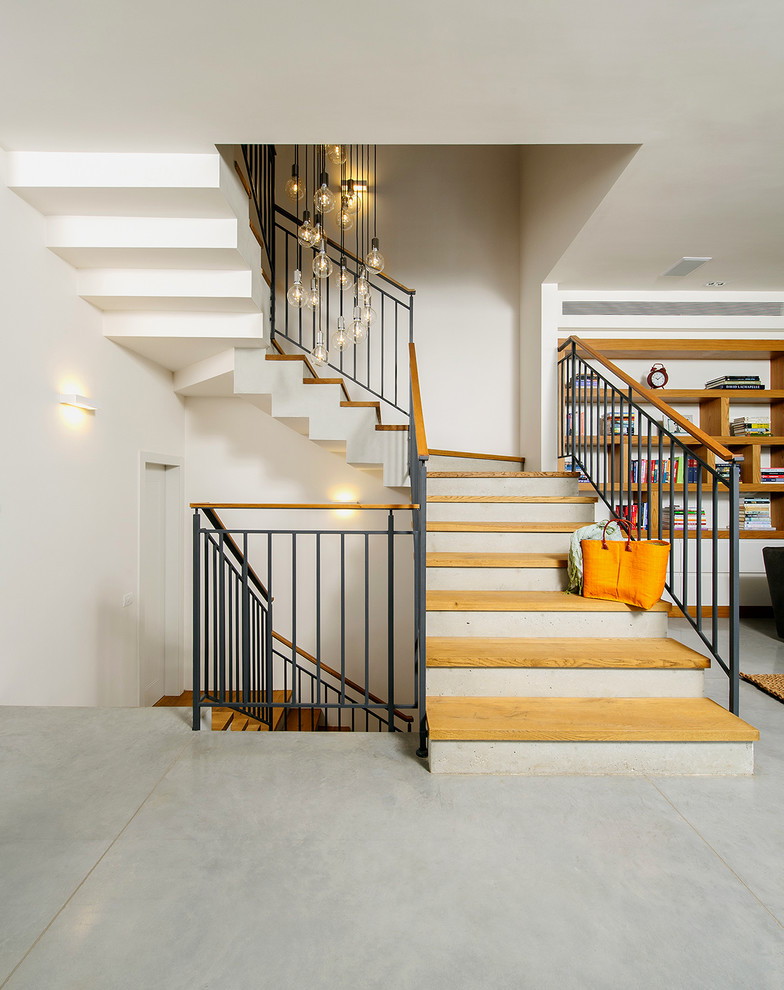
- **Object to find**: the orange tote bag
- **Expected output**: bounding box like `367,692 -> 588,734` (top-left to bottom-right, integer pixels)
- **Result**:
581,519 -> 670,610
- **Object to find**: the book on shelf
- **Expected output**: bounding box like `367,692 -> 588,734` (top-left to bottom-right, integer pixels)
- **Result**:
614,503 -> 649,529
761,468 -> 784,483
563,458 -> 589,482
740,495 -> 773,530
601,413 -> 636,436
660,506 -> 708,530
566,410 -> 586,436
730,417 -> 771,436
705,374 -> 763,389
628,457 -> 699,484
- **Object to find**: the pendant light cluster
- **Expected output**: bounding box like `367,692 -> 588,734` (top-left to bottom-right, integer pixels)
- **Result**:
285,145 -> 386,367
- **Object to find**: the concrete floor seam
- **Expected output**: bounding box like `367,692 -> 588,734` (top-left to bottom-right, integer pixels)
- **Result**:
0,737 -> 193,990
646,775 -> 784,933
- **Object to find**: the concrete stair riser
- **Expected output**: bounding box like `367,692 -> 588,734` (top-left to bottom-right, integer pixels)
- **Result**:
426,477 -> 580,497
425,610 -> 669,638
428,741 -> 754,775
427,455 -> 525,471
426,667 -> 705,698
426,501 -> 596,523
426,567 -> 567,592
426,532 -> 573,553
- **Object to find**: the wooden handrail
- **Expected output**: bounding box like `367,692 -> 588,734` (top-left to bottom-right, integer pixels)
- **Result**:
408,342 -> 429,459
274,206 -> 416,296
192,503 -> 417,510
560,336 -> 737,463
271,632 -> 414,724
201,507 -> 270,601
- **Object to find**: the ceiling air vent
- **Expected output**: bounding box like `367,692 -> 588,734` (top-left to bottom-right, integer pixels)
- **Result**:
562,301 -> 784,317
661,257 -> 712,277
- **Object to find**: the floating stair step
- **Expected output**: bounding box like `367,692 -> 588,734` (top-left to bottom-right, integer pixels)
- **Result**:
427,496 -> 596,503
426,552 -> 568,591
341,400 -> 381,423
427,474 -> 580,498
427,637 -> 709,668
303,377 -> 351,401
428,450 -> 526,472
426,591 -> 669,613
428,521 -> 579,533
427,553 -> 568,568
427,471 -> 571,479
426,697 -> 759,742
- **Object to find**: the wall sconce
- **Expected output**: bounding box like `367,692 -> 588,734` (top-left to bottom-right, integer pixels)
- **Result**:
59,393 -> 98,412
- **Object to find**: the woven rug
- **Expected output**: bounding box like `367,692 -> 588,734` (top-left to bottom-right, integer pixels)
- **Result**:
740,672 -> 784,704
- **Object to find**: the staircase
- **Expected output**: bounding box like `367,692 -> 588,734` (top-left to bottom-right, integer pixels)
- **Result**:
5,149 -> 407,486
423,452 -> 758,774
155,691 -> 323,731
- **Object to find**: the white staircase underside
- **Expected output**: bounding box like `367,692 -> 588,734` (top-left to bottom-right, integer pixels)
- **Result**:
7,149 -> 407,486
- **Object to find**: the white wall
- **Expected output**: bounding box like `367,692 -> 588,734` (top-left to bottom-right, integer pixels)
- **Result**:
0,156 -> 186,706
275,145 -> 522,456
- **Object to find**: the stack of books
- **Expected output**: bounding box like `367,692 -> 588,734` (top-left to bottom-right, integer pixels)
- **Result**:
569,376 -> 597,389
563,458 -> 589,482
601,413 -> 636,436
740,495 -> 773,530
730,417 -> 771,436
761,467 -> 784,484
661,506 -> 708,530
705,374 -> 764,390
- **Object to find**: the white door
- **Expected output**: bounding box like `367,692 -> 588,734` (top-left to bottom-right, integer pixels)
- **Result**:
140,463 -> 167,705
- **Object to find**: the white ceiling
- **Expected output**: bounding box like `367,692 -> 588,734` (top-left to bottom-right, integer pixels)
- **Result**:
3,0 -> 783,289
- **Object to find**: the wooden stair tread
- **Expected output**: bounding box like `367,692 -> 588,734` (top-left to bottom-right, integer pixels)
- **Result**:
303,376 -> 351,401
426,590 -> 669,613
428,521 -> 580,533
426,637 -> 709,668
429,448 -> 525,464
212,690 -> 291,731
428,495 -> 597,504
427,552 -> 568,568
426,697 -> 759,742
280,708 -> 323,731
427,472 -> 575,479
340,400 -> 381,424
376,424 -> 408,431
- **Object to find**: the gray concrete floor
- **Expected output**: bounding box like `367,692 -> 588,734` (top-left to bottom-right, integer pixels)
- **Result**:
1,619 -> 784,989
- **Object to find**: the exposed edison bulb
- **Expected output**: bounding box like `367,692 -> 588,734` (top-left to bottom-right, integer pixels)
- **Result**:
312,241 -> 334,279
325,144 -> 347,165
286,268 -> 306,308
331,315 -> 350,351
304,278 -> 320,310
365,237 -> 385,274
356,269 -> 370,299
314,171 -> 335,214
350,306 -> 367,343
343,182 -> 361,215
360,297 -> 377,326
285,164 -> 304,202
311,330 -> 329,366
338,263 -> 354,294
298,211 -> 317,247
334,200 -> 354,231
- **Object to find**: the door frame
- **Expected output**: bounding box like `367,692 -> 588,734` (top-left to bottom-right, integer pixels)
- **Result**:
138,452 -> 184,705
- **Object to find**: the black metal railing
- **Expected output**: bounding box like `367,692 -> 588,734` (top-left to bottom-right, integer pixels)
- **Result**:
558,337 -> 741,714
274,205 -> 415,416
192,504 -> 419,732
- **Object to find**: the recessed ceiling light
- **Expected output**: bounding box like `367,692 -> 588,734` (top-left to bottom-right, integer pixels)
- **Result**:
661,257 -> 712,277
705,280 -> 726,287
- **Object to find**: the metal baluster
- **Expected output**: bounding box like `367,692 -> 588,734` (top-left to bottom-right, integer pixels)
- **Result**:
219,532 -> 226,704
192,511 -> 201,730
729,461 -> 740,714
387,511 -> 395,732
